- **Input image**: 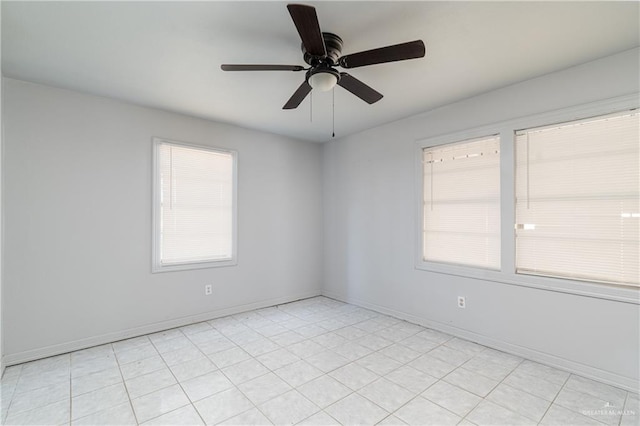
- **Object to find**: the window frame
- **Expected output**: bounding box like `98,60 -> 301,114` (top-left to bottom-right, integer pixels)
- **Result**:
151,137 -> 238,273
418,133 -> 502,272
513,109 -> 639,287
414,93 -> 639,304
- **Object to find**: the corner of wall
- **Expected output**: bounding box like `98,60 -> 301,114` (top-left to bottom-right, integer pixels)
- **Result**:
0,72 -> 5,379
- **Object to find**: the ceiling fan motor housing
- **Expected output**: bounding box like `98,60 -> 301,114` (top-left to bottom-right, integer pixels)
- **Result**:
303,32 -> 343,66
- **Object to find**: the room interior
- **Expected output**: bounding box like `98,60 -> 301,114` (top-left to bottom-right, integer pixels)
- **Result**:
0,1 -> 639,425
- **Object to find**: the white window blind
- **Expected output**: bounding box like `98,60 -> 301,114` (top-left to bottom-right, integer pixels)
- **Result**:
515,110 -> 639,287
154,140 -> 236,271
422,136 -> 501,269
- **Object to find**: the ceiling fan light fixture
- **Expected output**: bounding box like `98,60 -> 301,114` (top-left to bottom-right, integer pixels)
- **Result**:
308,70 -> 338,91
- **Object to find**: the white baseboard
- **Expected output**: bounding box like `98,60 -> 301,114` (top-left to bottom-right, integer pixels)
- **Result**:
323,290 -> 639,393
4,291 -> 321,366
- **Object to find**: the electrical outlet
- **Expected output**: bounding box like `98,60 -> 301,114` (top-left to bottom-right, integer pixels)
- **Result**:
205,285 -> 213,296
457,296 -> 466,309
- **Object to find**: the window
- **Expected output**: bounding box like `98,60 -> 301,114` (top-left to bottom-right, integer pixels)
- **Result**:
422,135 -> 501,269
152,138 -> 237,272
515,110 -> 639,287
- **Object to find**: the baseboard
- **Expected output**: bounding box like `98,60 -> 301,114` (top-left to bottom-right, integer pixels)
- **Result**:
323,290 -> 639,393
4,291 -> 321,366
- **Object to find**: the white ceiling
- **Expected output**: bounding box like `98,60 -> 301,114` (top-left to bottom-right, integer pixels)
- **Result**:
2,1 -> 639,142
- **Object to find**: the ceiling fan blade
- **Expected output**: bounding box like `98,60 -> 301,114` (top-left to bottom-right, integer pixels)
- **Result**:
221,64 -> 305,71
283,81 -> 312,109
287,4 -> 326,57
337,73 -> 383,104
339,40 -> 425,69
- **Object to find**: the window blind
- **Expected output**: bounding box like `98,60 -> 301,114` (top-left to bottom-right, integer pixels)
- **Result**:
423,136 -> 501,269
158,142 -> 234,266
515,110 -> 639,287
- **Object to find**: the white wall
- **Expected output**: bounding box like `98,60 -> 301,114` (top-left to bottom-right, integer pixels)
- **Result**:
323,48 -> 640,391
2,78 -> 323,363
0,67 -> 4,377
1,3 -> 4,376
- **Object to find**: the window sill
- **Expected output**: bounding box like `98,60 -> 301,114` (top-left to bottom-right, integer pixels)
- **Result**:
152,258 -> 237,273
415,260 -> 639,305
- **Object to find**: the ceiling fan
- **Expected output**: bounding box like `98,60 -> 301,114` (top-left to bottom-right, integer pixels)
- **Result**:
221,4 -> 426,110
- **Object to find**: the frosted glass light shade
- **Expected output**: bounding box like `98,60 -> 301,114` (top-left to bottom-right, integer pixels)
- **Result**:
308,72 -> 338,91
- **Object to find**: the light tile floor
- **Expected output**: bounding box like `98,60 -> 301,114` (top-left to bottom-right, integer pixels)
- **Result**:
0,296 -> 638,425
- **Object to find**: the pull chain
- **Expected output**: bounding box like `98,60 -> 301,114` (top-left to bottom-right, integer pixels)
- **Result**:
332,88 -> 335,138
309,91 -> 313,122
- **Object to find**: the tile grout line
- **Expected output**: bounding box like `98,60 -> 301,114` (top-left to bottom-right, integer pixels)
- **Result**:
68,354 -> 72,425
554,373 -> 621,426
176,323 -> 224,425
264,303 -> 350,425
180,321 -> 275,425
185,324 -> 280,425
536,370 -> 573,425
143,333 -> 204,425
222,303 -> 330,425
254,301 -> 376,423
2,372 -> 19,424
618,392 -> 628,426
112,342 -> 142,425
457,358 -> 529,424
209,306 -> 327,422
3,357 -> 71,424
